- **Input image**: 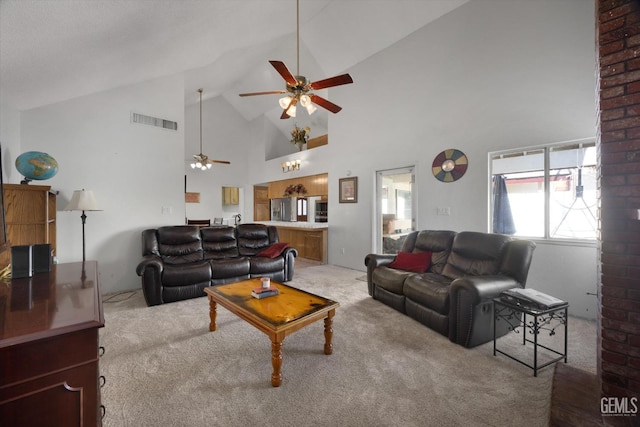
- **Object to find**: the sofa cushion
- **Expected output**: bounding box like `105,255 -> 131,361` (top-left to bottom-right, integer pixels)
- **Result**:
410,230 -> 456,275
162,261 -> 211,287
209,257 -> 251,279
157,226 -> 203,264
257,242 -> 289,258
201,226 -> 240,259
236,224 -> 273,256
372,266 -> 413,295
250,256 -> 285,275
403,273 -> 452,315
388,251 -> 431,273
442,232 -> 510,279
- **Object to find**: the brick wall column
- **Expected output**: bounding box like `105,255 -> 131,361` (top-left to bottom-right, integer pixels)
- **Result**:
597,0 -> 640,400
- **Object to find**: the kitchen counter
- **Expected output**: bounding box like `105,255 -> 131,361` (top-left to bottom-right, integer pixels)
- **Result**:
259,222 -> 328,263
257,221 -> 328,229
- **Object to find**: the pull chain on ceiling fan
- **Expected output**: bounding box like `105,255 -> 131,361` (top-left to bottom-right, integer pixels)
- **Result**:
190,88 -> 230,170
239,0 -> 353,119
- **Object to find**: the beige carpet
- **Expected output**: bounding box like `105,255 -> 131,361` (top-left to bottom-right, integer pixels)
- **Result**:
100,265 -> 597,427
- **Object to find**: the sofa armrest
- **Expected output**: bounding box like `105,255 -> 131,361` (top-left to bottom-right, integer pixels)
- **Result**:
136,255 -> 164,306
136,255 -> 164,276
448,275 -> 520,347
450,275 -> 520,305
364,253 -> 396,268
282,247 -> 298,281
364,254 -> 396,296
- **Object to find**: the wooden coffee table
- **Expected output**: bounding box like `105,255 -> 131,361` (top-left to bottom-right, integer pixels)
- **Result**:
204,279 -> 339,387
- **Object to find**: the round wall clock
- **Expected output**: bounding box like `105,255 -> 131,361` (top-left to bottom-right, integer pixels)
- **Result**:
432,149 -> 468,182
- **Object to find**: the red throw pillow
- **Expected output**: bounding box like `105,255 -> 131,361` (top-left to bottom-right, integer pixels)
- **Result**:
388,251 -> 432,273
257,242 -> 289,258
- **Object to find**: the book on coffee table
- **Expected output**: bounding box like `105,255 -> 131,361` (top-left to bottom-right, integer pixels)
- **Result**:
251,285 -> 279,299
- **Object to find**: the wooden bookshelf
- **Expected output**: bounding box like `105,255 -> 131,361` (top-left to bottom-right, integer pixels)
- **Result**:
0,184 -> 56,269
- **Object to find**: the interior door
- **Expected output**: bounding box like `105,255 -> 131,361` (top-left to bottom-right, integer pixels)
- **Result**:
376,167 -> 416,254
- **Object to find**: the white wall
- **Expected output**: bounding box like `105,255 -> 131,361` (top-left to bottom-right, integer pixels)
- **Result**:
0,98 -> 21,183
20,74 -> 186,294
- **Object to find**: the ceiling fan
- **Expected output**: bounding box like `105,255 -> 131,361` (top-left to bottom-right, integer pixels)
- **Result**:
239,0 -> 353,119
190,88 -> 230,170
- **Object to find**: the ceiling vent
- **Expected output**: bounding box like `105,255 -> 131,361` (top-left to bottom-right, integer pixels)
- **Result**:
131,112 -> 177,131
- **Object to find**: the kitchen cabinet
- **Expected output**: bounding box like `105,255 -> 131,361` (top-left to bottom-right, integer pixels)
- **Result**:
276,226 -> 327,264
268,173 -> 328,198
222,186 -> 239,205
303,231 -> 326,262
254,186 -> 270,221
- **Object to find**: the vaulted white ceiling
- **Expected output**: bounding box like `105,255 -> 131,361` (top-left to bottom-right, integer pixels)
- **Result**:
1,0 -> 468,122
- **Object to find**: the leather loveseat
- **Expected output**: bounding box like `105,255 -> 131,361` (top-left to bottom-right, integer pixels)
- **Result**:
365,230 -> 535,348
136,223 -> 297,306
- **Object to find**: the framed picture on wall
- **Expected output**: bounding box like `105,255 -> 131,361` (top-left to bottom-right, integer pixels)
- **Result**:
185,192 -> 200,203
339,177 -> 358,203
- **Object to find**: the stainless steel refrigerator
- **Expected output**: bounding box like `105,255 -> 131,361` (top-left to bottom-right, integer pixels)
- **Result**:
270,197 -> 296,221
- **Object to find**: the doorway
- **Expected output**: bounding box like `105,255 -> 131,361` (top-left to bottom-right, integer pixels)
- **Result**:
376,167 -> 416,254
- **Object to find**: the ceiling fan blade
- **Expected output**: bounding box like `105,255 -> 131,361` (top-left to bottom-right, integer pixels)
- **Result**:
310,94 -> 342,114
208,159 -> 231,165
280,110 -> 290,120
310,74 -> 353,90
269,60 -> 298,86
239,90 -> 286,97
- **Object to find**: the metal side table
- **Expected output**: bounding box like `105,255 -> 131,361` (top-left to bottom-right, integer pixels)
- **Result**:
493,297 -> 568,376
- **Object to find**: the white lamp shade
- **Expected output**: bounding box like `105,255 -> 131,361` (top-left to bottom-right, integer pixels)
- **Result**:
64,189 -> 101,211
305,103 -> 317,115
279,96 -> 292,109
299,94 -> 311,107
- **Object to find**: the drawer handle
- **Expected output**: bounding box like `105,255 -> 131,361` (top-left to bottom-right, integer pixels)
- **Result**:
99,346 -> 105,357
99,375 -> 106,388
100,405 -> 106,420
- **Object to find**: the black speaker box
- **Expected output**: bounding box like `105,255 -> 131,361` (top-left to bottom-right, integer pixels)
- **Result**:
11,245 -> 33,279
32,243 -> 52,274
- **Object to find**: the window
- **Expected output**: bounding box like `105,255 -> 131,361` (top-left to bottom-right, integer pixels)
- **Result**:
297,198 -> 307,221
490,140 -> 597,241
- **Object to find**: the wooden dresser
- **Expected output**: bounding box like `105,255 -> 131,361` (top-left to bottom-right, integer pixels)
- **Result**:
0,261 -> 104,426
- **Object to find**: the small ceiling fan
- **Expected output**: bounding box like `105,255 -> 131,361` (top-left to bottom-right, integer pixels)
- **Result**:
239,0 -> 353,119
190,88 -> 230,170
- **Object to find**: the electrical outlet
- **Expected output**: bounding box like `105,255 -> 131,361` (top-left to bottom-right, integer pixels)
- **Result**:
341,248 -> 346,255
162,206 -> 172,215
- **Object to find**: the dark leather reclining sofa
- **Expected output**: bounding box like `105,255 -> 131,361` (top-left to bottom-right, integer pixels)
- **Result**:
136,223 -> 297,306
365,230 -> 536,348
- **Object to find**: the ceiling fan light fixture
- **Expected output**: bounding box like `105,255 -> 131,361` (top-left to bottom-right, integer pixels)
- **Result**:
299,94 -> 311,107
279,96 -> 292,109
238,0 -> 353,119
305,103 -> 317,115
